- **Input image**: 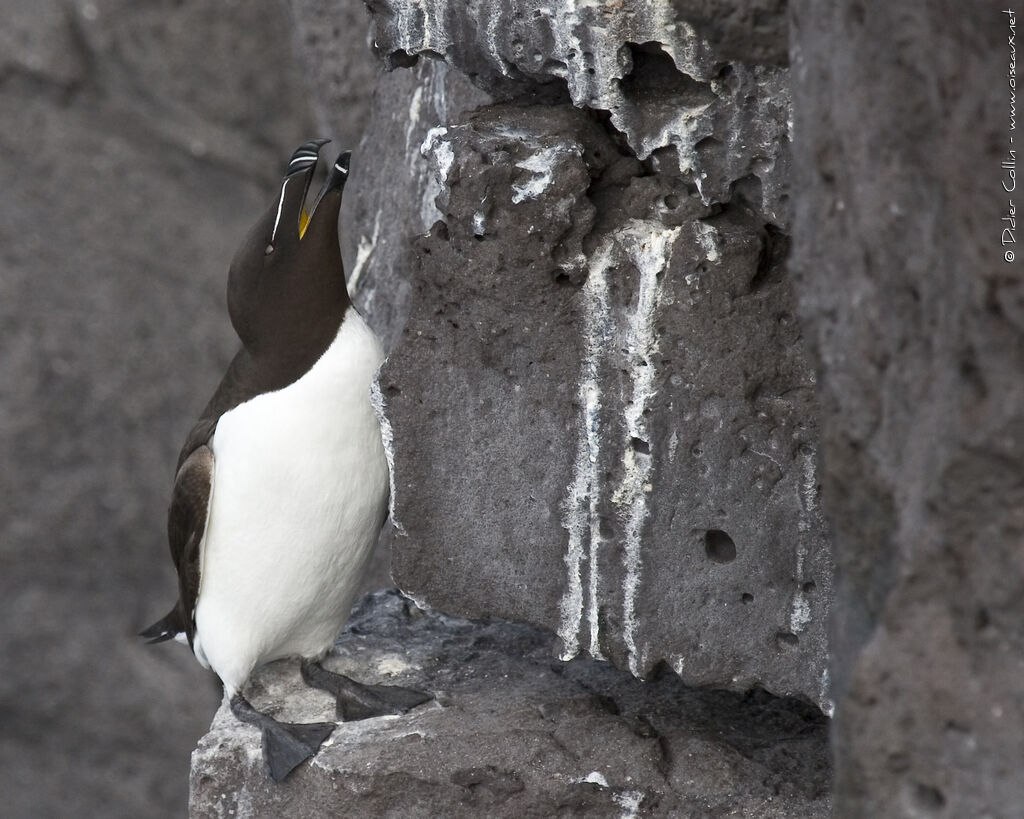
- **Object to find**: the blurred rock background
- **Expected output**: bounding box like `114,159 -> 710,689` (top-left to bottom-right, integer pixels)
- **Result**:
0,1 -> 376,815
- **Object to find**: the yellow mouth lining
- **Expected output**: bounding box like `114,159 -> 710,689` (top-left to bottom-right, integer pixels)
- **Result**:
298,206 -> 310,239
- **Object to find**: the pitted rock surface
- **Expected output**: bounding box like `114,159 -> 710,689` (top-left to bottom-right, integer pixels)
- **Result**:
366,0 -> 790,218
347,0 -> 833,707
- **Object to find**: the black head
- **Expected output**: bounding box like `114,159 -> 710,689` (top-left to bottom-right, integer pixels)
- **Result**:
226,140 -> 353,375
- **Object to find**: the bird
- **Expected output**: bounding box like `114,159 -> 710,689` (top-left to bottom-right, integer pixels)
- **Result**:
142,139 -> 430,782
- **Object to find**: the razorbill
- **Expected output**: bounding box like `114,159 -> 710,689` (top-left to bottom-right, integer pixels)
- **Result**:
142,139 -> 430,781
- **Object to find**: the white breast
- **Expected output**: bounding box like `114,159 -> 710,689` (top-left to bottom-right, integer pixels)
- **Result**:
193,308 -> 388,694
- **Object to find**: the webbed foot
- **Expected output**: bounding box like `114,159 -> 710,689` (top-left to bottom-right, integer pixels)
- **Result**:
300,660 -> 432,721
230,694 -> 335,782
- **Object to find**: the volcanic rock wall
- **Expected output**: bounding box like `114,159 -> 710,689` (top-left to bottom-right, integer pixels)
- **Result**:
323,0 -> 833,710
791,3 -> 1022,815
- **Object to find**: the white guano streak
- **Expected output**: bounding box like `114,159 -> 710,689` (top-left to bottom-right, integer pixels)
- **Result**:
694,220 -> 720,262
349,210 -> 381,295
820,667 -> 835,717
511,146 -> 564,203
369,375 -> 403,535
613,222 -> 681,676
789,445 -> 818,634
420,127 -> 453,181
558,243 -> 613,660
419,126 -> 453,227
404,86 -> 424,173
613,790 -> 645,819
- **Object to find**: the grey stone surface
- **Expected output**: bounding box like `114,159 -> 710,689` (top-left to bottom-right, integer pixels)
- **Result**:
0,1 -> 382,815
339,59 -> 491,350
353,1 -> 832,708
790,2 -> 1020,816
284,0 -> 380,149
191,590 -> 831,817
365,0 -> 791,220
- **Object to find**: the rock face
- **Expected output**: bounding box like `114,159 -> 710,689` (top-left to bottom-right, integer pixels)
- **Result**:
333,0 -> 834,708
190,590 -> 831,817
790,2 -> 1021,816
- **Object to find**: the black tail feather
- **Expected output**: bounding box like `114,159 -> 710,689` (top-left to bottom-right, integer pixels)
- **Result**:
140,611 -> 182,644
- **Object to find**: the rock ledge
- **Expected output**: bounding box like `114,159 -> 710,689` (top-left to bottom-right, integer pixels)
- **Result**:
191,590 -> 830,817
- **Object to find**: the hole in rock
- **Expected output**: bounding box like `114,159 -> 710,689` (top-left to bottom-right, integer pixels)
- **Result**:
749,223 -> 788,293
619,42 -> 715,108
908,781 -> 946,812
704,529 -> 736,563
387,49 -> 419,68
775,631 -> 799,648
695,135 -> 724,157
728,173 -> 763,213
542,58 -> 568,74
584,107 -> 637,159
741,593 -> 754,604
802,581 -> 816,594
630,437 -> 651,455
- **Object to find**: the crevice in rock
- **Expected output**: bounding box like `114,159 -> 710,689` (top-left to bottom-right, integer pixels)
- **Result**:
749,222 -> 789,294
619,41 -> 716,111
386,48 -> 420,68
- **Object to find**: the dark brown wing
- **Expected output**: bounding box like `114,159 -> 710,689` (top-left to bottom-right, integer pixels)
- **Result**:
141,445 -> 213,645
168,445 -> 214,646
145,347 -> 264,644
146,341 -> 298,644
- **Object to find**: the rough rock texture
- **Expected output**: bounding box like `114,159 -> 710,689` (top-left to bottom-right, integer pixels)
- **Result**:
790,2 -> 1021,816
191,590 -> 831,817
340,59 -> 491,351
340,0 -> 833,709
